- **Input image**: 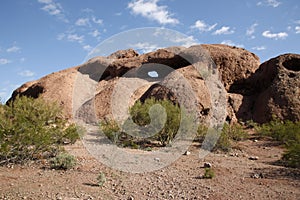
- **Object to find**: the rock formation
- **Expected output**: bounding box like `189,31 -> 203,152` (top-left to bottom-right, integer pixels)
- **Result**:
8,44 -> 300,124
250,54 -> 300,123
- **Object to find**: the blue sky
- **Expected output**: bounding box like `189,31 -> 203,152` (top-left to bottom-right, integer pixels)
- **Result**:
0,0 -> 299,101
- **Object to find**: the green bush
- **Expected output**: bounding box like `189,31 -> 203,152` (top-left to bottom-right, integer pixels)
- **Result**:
130,98 -> 181,146
101,98 -> 186,147
258,119 -> 300,146
203,167 -> 215,179
213,129 -> 231,152
97,172 -> 106,187
0,95 -> 79,164
223,123 -> 248,141
50,152 -> 76,170
197,123 -> 248,152
256,119 -> 300,168
282,143 -> 300,168
100,120 -> 121,143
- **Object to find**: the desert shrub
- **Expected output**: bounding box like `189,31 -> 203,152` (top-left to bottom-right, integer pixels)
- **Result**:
256,119 -> 300,168
100,120 -> 140,148
282,143 -> 300,168
130,98 -> 181,146
50,152 -> 76,170
203,167 -> 215,179
197,123 -> 248,152
0,96 -> 79,164
258,119 -> 300,146
223,123 -> 248,141
213,129 -> 232,152
100,120 -> 121,143
245,120 -> 258,128
101,98 -> 185,147
97,171 -> 106,187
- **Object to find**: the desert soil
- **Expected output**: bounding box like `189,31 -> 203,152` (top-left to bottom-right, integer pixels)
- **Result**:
0,132 -> 299,200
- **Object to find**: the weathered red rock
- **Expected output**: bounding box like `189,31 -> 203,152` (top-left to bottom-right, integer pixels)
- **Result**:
251,54 -> 300,123
9,45 -> 299,124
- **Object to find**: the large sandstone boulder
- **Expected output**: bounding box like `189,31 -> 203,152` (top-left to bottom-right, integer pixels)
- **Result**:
8,67 -> 78,119
9,44 -> 275,125
251,54 -> 300,123
201,44 -> 260,92
200,44 -> 261,123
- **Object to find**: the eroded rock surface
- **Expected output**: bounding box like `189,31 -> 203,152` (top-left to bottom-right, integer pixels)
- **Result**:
8,46 -> 299,124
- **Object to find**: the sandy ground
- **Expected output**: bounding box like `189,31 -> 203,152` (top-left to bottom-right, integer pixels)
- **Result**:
0,133 -> 299,200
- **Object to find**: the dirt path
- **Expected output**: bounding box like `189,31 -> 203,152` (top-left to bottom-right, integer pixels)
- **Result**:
0,135 -> 299,200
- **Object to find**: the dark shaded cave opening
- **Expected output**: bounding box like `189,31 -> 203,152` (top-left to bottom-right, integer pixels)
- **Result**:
282,57 -> 300,72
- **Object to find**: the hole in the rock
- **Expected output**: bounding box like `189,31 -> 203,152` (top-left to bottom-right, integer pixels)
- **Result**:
147,54 -> 191,69
7,84 -> 44,104
148,71 -> 159,78
282,57 -> 300,72
100,70 -> 111,81
288,72 -> 296,78
22,84 -> 44,98
136,63 -> 174,81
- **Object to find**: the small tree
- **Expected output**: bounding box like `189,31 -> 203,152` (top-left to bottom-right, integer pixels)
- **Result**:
0,95 -> 79,164
130,98 -> 181,146
100,98 -> 184,147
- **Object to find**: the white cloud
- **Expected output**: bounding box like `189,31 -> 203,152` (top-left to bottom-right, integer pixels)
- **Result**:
128,0 -> 179,25
252,46 -> 266,51
266,0 -> 281,7
295,26 -> 300,34
90,30 -> 101,37
38,0 -> 52,3
6,45 -> 21,53
130,42 -> 160,53
170,35 -> 198,47
67,34 -> 84,43
39,1 -> 61,15
75,16 -> 102,27
83,45 -> 93,51
257,0 -> 281,7
262,30 -> 288,39
18,70 -> 35,77
92,17 -> 103,25
191,20 -> 217,33
0,58 -> 11,65
75,18 -> 90,26
37,0 -> 68,22
213,26 -> 234,35
221,40 -> 244,48
246,23 -> 258,38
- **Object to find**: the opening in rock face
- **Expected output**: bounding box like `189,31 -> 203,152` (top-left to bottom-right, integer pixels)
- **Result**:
100,70 -> 111,80
20,84 -> 44,98
147,54 -> 191,69
7,84 -> 44,104
136,63 -> 174,81
282,57 -> 300,72
148,71 -> 159,78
